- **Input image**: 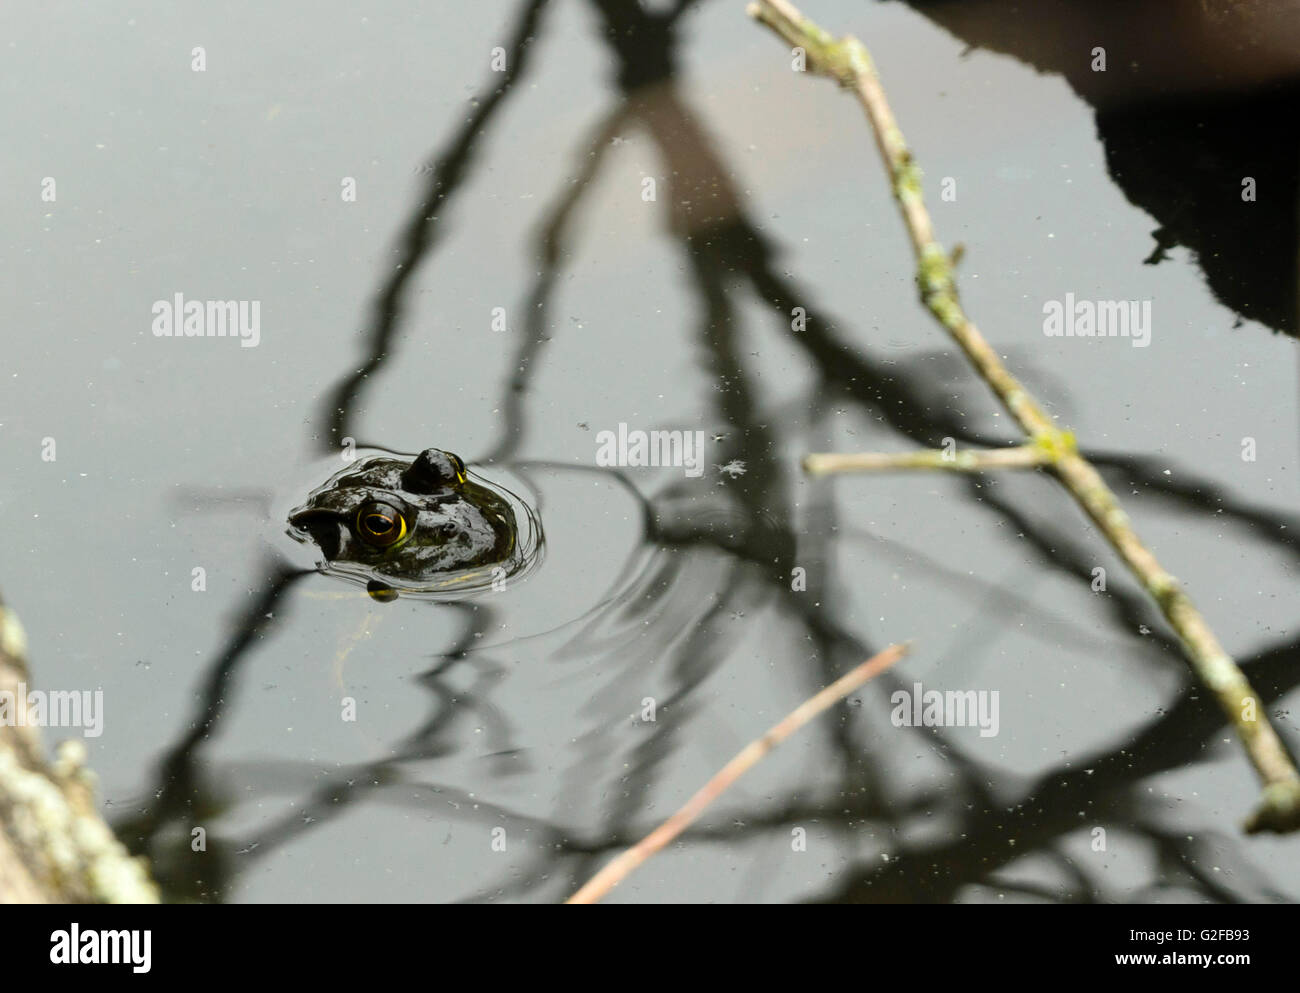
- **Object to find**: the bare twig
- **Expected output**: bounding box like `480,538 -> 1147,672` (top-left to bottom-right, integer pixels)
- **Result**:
748,0 -> 1300,833
805,444 -> 1050,475
565,642 -> 908,903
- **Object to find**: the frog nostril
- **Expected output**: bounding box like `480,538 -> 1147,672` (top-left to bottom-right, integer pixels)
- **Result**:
289,508 -> 337,544
289,516 -> 345,560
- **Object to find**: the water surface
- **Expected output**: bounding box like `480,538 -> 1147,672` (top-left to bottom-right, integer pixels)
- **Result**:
3,0 -> 1298,902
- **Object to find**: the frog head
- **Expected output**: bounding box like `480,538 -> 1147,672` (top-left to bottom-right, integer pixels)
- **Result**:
287,448 -> 518,598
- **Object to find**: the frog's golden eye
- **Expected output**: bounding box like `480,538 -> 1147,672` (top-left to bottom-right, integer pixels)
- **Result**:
450,454 -> 467,483
356,502 -> 408,548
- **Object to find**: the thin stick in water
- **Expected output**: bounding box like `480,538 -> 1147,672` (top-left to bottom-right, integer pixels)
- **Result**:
565,642 -> 909,903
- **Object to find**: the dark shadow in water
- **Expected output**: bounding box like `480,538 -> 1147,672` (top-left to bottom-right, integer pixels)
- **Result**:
114,563 -> 309,901
483,101 -> 633,463
819,634 -> 1300,903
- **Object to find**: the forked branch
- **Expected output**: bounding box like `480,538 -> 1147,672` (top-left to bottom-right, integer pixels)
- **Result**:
748,0 -> 1300,833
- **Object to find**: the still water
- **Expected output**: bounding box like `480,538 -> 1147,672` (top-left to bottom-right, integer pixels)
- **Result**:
3,0 -> 1298,901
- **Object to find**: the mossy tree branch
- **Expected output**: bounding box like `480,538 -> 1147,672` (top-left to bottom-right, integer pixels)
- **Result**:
0,597 -> 159,902
748,0 -> 1300,833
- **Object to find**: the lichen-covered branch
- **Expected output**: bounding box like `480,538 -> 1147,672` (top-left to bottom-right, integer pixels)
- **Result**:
748,0 -> 1300,833
0,596 -> 159,902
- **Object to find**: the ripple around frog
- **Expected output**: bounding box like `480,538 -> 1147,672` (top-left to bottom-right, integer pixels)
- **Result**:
276,452 -> 680,657
284,449 -> 545,603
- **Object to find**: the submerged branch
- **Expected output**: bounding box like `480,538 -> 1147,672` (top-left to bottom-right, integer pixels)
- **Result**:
565,642 -> 908,903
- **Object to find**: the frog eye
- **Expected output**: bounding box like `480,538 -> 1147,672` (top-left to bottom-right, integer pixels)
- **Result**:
450,455 -> 467,483
356,502 -> 409,548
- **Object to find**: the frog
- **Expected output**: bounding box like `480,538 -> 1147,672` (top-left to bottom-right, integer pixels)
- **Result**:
286,448 -> 538,601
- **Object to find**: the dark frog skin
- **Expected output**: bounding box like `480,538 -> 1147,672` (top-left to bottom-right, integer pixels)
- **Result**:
287,448 -> 527,601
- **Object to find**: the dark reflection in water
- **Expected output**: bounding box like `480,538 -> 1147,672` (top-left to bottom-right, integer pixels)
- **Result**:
115,0 -> 1300,902
1099,86 -> 1300,335
319,0 -> 554,452
905,0 -> 1300,335
115,563 -> 309,902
